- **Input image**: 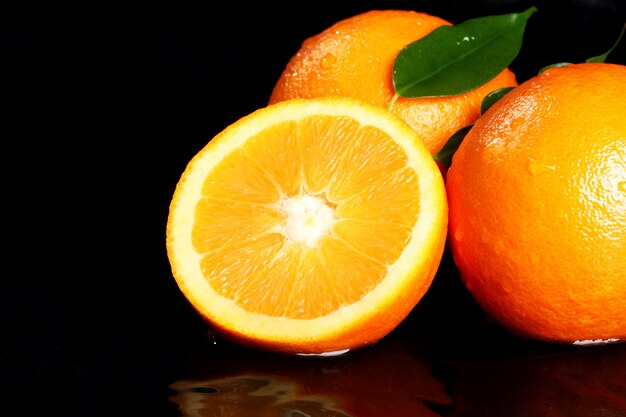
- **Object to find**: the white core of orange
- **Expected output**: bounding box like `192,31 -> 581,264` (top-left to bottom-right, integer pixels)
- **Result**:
278,194 -> 336,247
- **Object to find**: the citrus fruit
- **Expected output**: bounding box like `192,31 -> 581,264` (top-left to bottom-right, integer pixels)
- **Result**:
446,62 -> 626,344
166,97 -> 448,355
268,9 -> 518,155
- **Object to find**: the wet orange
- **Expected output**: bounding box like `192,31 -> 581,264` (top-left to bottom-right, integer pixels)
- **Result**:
446,63 -> 626,344
269,9 -> 518,154
166,97 -> 448,354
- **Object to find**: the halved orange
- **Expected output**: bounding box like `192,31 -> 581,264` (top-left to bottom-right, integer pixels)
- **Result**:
166,97 -> 448,355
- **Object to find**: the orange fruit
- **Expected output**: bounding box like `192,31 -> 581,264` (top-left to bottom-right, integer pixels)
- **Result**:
166,97 -> 448,355
446,62 -> 626,345
268,9 -> 518,155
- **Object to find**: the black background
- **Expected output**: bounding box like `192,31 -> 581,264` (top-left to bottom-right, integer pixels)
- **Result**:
3,1 -> 626,416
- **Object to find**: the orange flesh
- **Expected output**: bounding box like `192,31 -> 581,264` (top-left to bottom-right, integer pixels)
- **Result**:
192,115 -> 420,319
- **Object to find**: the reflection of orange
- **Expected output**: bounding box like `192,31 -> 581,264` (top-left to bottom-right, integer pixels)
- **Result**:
446,63 -> 626,343
269,9 -> 518,154
442,344 -> 626,416
166,97 -> 447,354
170,339 -> 451,417
171,376 -> 351,417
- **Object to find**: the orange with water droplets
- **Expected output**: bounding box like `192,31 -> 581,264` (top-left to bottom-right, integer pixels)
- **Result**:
269,9 -> 518,155
446,62 -> 626,345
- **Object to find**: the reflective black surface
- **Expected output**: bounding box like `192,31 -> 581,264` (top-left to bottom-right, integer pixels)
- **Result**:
3,1 -> 626,416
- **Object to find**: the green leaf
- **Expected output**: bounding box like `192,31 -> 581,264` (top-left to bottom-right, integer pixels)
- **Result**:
480,87 -> 515,114
586,24 -> 625,63
433,125 -> 473,168
538,62 -> 571,74
393,6 -> 536,98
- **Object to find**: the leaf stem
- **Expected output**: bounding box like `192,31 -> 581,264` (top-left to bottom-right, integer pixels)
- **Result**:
586,23 -> 625,63
387,93 -> 399,112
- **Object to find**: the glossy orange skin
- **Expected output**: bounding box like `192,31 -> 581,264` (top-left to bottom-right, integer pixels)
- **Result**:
269,9 -> 518,155
446,63 -> 626,344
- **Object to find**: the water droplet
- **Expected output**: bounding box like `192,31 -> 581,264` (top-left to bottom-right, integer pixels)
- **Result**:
527,159 -> 540,175
296,348 -> 350,357
320,53 -> 336,70
454,228 -> 464,242
527,159 -> 556,176
573,338 -> 620,346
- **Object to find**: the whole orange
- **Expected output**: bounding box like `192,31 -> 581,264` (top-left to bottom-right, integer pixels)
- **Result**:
446,62 -> 626,345
268,9 -> 518,155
